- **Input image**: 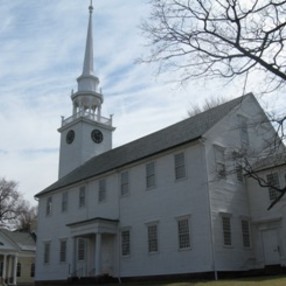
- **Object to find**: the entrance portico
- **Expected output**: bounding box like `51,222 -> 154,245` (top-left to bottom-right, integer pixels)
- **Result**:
67,217 -> 118,278
0,253 -> 18,285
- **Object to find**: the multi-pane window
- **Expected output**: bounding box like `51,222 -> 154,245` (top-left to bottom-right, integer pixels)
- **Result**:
236,162 -> 243,182
266,173 -> 280,201
30,263 -> 35,277
177,217 -> 190,249
16,263 -> 21,277
46,197 -> 52,216
44,242 -> 50,264
241,220 -> 251,248
174,153 -> 186,180
238,115 -> 249,149
79,187 -> 86,208
78,239 -> 86,261
222,216 -> 232,246
120,171 -> 129,196
59,240 -> 67,263
214,146 -> 226,178
61,192 -> 68,212
121,230 -> 130,256
146,162 -> 155,189
147,224 -> 158,253
98,179 -> 106,202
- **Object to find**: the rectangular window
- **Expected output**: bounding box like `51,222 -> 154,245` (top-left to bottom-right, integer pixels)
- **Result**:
147,224 -> 158,253
59,240 -> 67,263
236,163 -> 243,182
146,162 -> 155,189
177,217 -> 190,249
79,186 -> 86,208
61,192 -> 68,212
241,220 -> 251,248
222,216 -> 232,246
16,263 -> 21,277
44,242 -> 50,264
46,197 -> 52,216
214,145 -> 226,178
175,153 -> 186,180
121,230 -> 130,256
98,179 -> 106,202
266,173 -> 280,201
30,263 -> 35,277
238,115 -> 249,149
120,171 -> 129,196
78,239 -> 86,261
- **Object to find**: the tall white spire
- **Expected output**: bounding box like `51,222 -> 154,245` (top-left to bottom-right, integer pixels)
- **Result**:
70,0 -> 103,117
76,0 -> 100,93
82,1 -> 94,76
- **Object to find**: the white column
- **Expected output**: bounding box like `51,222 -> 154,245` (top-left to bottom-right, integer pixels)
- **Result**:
2,255 -> 7,281
12,256 -> 17,285
95,233 -> 101,276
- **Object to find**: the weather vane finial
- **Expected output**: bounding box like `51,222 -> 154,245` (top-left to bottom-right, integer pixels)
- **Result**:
89,0 -> 93,14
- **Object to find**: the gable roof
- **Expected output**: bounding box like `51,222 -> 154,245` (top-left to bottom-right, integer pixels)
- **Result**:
0,229 -> 36,252
35,93 -> 252,197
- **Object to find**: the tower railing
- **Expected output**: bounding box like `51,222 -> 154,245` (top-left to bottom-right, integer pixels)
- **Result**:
61,111 -> 112,127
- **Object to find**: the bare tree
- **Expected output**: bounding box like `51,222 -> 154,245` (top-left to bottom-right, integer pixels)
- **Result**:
0,178 -> 22,227
14,201 -> 37,233
0,178 -> 37,230
188,96 -> 227,117
142,0 -> 286,209
141,0 -> 286,92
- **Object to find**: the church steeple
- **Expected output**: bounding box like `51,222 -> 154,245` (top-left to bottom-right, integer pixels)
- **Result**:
58,2 -> 115,179
71,0 -> 103,117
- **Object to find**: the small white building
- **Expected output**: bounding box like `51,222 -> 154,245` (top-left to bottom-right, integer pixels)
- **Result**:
0,229 -> 36,285
34,3 -> 286,284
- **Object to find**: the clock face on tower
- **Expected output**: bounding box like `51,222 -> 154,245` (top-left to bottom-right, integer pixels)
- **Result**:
66,130 -> 75,144
91,129 -> 103,143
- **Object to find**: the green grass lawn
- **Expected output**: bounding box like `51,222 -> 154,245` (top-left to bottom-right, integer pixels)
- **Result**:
104,275 -> 286,286
147,275 -> 286,286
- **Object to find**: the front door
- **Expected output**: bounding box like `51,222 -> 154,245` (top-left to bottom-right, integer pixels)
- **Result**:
262,229 -> 280,265
77,238 -> 88,277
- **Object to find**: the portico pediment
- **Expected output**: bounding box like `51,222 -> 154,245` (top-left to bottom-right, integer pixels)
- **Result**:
66,217 -> 119,237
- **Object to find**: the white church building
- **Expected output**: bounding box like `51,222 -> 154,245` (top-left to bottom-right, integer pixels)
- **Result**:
34,3 -> 286,284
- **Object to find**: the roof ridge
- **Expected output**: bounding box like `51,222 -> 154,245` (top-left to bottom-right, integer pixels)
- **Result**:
35,93 -> 252,197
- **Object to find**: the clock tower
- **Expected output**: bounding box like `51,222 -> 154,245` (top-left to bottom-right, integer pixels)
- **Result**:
58,2 -> 115,178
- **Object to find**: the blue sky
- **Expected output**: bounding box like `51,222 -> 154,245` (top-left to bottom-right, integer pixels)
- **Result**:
0,0 -> 284,203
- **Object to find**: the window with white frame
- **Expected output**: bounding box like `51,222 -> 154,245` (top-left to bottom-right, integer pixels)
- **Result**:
77,238 -> 86,261
79,186 -> 86,208
44,242 -> 51,264
214,145 -> 226,178
266,173 -> 280,201
120,171 -> 129,196
59,239 -> 67,263
147,223 -> 158,253
238,115 -> 249,149
222,215 -> 232,246
236,162 -> 243,182
16,263 -> 21,277
46,197 -> 52,216
241,219 -> 251,248
177,216 -> 191,249
146,162 -> 155,189
98,179 -> 106,202
174,152 -> 186,180
121,229 -> 130,256
61,192 -> 68,212
30,263 -> 35,277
